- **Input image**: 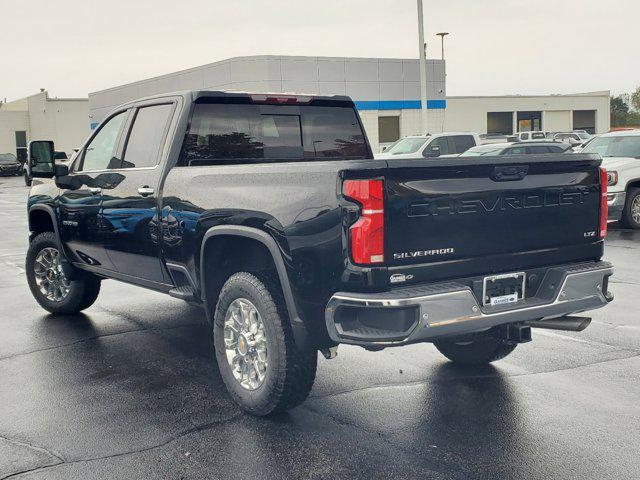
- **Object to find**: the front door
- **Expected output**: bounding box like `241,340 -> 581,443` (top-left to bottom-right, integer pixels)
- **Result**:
100,102 -> 175,284
59,110 -> 129,270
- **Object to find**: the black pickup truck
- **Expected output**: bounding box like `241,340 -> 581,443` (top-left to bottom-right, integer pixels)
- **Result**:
25,90 -> 613,416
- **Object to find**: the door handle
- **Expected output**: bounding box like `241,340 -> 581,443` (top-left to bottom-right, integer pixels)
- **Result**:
138,186 -> 154,197
88,187 -> 102,195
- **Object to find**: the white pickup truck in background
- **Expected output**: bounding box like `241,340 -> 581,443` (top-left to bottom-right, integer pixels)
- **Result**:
376,132 -> 480,159
581,129 -> 640,228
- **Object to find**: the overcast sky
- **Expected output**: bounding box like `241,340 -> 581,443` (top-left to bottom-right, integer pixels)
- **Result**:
3,0 -> 639,102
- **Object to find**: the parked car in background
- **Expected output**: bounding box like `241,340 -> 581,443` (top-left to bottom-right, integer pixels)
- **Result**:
0,153 -> 22,176
572,134 -> 598,153
479,133 -> 511,145
376,132 -> 480,159
515,131 -> 548,142
460,141 -> 572,156
581,130 -> 640,228
24,150 -> 70,186
553,131 -> 593,147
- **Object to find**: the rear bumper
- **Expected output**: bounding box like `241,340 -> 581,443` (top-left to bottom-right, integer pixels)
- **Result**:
607,192 -> 626,222
325,261 -> 613,347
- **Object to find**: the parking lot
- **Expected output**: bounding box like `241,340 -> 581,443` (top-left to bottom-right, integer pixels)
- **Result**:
1,174 -> 639,480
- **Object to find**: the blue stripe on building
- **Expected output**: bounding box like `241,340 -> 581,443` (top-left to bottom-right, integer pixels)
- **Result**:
353,100 -> 446,110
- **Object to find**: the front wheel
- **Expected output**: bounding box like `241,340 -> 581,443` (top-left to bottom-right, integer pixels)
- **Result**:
24,171 -> 32,186
434,330 -> 517,365
213,272 -> 317,416
621,187 -> 640,229
26,232 -> 101,314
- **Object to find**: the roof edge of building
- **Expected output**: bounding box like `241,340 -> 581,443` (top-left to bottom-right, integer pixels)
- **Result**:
88,54 -> 444,97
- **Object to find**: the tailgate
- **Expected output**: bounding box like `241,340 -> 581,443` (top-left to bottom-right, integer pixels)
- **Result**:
383,154 -> 603,280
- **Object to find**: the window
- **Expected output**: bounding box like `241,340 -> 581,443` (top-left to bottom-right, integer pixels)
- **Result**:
378,116 -> 400,144
460,147 -> 504,157
527,146 -> 552,154
531,132 -> 546,140
505,147 -> 527,155
384,137 -> 427,155
548,145 -> 568,153
181,102 -> 367,165
486,112 -> 513,135
582,136 -> 640,158
121,104 -> 173,168
80,111 -> 127,171
428,136 -> 450,155
451,135 -> 476,154
15,131 -> 27,163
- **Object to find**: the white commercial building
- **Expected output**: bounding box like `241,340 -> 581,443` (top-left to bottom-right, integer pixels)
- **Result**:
0,91 -> 90,160
83,55 -> 609,152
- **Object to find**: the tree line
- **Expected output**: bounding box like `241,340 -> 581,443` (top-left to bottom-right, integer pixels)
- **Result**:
611,86 -> 640,128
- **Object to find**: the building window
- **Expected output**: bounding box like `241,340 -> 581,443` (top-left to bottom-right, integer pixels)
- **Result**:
517,111 -> 542,132
487,112 -> 513,135
15,131 -> 27,163
378,116 -> 400,144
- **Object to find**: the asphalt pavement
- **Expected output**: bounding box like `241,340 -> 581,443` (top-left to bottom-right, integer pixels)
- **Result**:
1,174 -> 639,480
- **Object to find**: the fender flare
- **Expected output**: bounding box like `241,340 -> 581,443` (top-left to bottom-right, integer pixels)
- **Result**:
28,204 -> 62,248
199,225 -> 312,349
28,204 -> 78,278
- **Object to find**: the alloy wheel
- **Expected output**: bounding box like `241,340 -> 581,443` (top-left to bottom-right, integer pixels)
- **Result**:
33,247 -> 70,301
223,298 -> 268,390
631,194 -> 640,225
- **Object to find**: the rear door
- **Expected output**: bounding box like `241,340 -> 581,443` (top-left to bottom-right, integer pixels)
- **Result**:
100,101 -> 176,284
59,110 -> 129,270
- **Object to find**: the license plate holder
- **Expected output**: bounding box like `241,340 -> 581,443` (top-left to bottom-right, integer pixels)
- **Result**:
483,272 -> 526,307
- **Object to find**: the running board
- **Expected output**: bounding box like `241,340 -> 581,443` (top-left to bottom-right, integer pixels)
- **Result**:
525,316 -> 592,332
168,286 -> 197,302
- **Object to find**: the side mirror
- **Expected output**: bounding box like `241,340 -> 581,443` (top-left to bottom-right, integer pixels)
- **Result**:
424,145 -> 441,158
28,141 -> 55,178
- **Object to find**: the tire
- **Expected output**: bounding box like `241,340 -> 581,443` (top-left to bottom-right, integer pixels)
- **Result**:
24,172 -> 32,186
26,232 -> 101,314
434,330 -> 517,365
213,272 -> 317,416
621,187 -> 640,229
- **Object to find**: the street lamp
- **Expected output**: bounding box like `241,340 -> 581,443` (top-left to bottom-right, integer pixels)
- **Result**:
436,32 -> 449,60
417,0 -> 428,133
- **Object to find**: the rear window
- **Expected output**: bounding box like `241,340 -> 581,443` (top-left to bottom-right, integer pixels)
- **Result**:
582,136 -> 640,158
452,135 -> 475,153
181,102 -> 368,165
385,137 -> 427,155
460,147 -> 504,156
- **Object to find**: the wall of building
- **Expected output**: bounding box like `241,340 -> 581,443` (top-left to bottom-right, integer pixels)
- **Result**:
0,111 -> 28,157
88,55 -> 448,152
444,92 -> 610,134
88,56 -> 611,153
26,93 -> 90,154
0,92 -> 90,157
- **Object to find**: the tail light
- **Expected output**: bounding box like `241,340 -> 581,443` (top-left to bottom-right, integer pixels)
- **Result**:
343,179 -> 384,264
249,94 -> 312,105
599,167 -> 608,238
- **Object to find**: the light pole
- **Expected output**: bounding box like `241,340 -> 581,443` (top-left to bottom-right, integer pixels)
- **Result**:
436,32 -> 449,60
417,0 -> 428,134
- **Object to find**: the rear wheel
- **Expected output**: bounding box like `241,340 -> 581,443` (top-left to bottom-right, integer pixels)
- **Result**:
621,188 -> 640,229
213,272 -> 317,416
26,232 -> 101,314
434,330 -> 517,365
